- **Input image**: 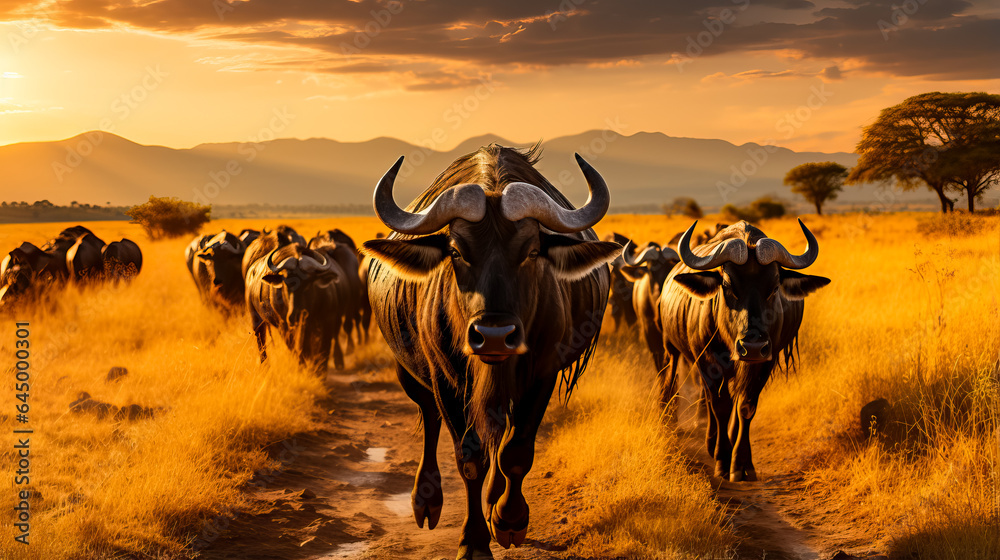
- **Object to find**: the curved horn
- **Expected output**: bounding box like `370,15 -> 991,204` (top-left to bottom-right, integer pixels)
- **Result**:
500,153 -> 610,233
678,221 -> 748,271
755,218 -> 819,269
373,156 -> 487,235
265,249 -> 280,274
300,249 -> 336,275
622,241 -> 661,267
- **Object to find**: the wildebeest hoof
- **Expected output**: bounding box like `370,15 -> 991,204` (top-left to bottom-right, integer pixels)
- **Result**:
488,505 -> 528,549
743,469 -> 758,481
714,461 -> 727,478
729,470 -> 745,482
456,544 -> 494,560
413,503 -> 442,530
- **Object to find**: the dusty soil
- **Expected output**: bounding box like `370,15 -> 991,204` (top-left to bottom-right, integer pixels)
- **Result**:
195,358 -> 883,560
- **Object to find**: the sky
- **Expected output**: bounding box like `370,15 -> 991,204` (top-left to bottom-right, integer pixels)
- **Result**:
0,0 -> 998,153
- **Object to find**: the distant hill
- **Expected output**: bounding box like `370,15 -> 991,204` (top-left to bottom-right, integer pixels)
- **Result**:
0,130 -> 947,212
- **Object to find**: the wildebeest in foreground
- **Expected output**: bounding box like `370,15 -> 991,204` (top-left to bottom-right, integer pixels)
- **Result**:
309,229 -> 362,351
185,231 -> 246,311
618,241 -> 680,373
102,239 -> 143,281
362,145 -> 620,558
659,220 -> 829,482
0,242 -> 60,304
245,244 -> 345,371
604,232 -> 638,331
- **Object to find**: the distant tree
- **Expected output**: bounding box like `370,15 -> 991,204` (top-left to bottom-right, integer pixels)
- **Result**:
784,162 -> 846,215
847,92 -> 1000,213
126,196 -> 211,240
662,196 -> 704,219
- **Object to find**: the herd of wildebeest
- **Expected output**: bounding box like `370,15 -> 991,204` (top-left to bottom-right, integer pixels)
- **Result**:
0,144 -> 831,559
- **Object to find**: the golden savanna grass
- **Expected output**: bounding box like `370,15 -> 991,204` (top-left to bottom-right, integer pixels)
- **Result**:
0,213 -> 997,559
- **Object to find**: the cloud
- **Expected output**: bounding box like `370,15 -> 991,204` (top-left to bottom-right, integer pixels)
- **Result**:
5,0 -> 998,80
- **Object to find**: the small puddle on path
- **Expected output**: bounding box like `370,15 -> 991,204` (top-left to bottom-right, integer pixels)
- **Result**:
364,447 -> 388,463
384,492 -> 411,517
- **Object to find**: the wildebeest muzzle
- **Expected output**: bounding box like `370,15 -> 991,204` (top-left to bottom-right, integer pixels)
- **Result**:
466,312 -> 527,364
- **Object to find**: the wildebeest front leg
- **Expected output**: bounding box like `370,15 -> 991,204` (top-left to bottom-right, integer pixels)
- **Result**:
705,381 -> 734,479
438,384 -> 492,559
486,375 -> 557,549
250,309 -> 268,363
395,365 -> 443,530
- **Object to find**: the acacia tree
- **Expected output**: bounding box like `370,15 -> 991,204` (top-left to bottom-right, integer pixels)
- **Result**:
847,92 -> 1000,213
784,162 -> 846,215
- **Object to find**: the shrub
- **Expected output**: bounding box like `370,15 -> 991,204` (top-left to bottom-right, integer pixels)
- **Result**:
720,196 -> 787,223
126,196 -> 211,240
662,197 -> 704,219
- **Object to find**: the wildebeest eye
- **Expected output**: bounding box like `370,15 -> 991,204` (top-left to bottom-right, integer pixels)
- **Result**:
527,249 -> 539,260
449,248 -> 462,260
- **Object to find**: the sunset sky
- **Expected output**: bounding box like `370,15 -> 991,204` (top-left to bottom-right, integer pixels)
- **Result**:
0,0 -> 997,153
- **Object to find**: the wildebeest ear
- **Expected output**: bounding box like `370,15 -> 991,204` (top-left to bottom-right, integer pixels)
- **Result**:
779,269 -> 830,300
541,235 -> 621,281
361,235 -> 449,280
262,274 -> 284,285
618,265 -> 648,283
673,272 -> 722,298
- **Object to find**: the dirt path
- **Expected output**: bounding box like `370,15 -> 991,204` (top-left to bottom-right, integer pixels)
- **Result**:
196,363 -> 586,560
674,389 -> 884,560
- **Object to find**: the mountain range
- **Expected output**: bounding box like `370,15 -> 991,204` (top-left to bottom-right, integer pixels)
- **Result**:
0,130 -> 931,211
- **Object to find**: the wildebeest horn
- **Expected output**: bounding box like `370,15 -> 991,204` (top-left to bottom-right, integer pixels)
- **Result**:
755,219 -> 819,269
300,249 -> 336,275
678,221 -> 748,271
374,156 -> 487,235
500,153 -> 610,233
622,241 -> 660,266
266,249 -> 280,273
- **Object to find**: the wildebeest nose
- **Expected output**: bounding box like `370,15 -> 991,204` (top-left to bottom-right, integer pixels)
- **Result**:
736,338 -> 771,362
467,316 -> 525,363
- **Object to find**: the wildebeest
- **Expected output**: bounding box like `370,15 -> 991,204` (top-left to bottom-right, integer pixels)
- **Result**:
102,239 -> 143,281
309,230 -> 362,351
245,244 -> 345,371
605,232 -> 638,330
43,225 -> 106,279
618,241 -> 680,372
242,225 -> 307,278
0,242 -> 61,304
185,231 -> 246,311
66,233 -> 105,282
362,145 -> 620,558
659,220 -> 829,482
239,228 -> 265,247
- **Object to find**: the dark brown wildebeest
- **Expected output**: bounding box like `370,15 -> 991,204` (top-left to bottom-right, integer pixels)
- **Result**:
362,145 -> 619,559
241,225 -> 307,278
44,225 -> 105,279
239,228 -> 267,247
185,231 -> 246,311
309,230 -> 362,351
102,239 -> 142,281
618,241 -> 680,372
0,242 -> 62,304
66,233 -> 105,282
245,244 -> 345,371
659,220 -> 829,482
605,232 -> 638,331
